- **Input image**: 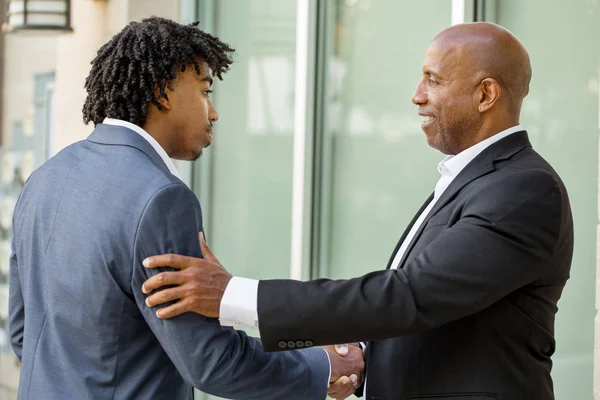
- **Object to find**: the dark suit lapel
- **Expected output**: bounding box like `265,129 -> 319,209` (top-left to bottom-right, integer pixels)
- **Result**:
87,123 -> 173,177
394,130 -> 532,270
385,192 -> 434,270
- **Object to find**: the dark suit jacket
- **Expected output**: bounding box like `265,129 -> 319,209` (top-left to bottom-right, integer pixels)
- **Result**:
257,131 -> 574,400
9,124 -> 329,399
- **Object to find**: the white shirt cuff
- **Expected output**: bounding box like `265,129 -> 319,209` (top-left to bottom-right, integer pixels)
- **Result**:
219,276 -> 260,329
323,348 -> 332,386
360,342 -> 368,393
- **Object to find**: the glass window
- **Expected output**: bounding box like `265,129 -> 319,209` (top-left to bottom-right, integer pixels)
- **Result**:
316,0 -> 453,280
195,0 -> 297,285
492,1 -> 600,398
314,2 -> 453,398
192,0 -> 298,398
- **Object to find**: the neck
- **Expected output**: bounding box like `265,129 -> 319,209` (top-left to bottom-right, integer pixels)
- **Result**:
142,117 -> 172,157
458,115 -> 519,153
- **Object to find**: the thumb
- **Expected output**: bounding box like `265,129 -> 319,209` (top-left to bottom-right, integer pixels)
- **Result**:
334,344 -> 348,356
199,232 -> 217,262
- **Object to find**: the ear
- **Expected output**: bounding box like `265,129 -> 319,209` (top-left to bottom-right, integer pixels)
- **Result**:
154,85 -> 172,111
478,78 -> 501,113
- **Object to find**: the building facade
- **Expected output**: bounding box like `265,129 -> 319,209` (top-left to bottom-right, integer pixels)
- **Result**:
0,1 -> 598,399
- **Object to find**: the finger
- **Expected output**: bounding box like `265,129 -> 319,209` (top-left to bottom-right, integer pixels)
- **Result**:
327,376 -> 348,395
337,375 -> 358,399
350,374 -> 359,388
350,374 -> 360,389
155,298 -> 194,319
145,286 -> 185,307
143,254 -> 197,270
327,376 -> 353,399
199,232 -> 217,262
334,344 -> 348,356
328,374 -> 360,399
142,271 -> 186,294
333,385 -> 355,400
336,384 -> 356,400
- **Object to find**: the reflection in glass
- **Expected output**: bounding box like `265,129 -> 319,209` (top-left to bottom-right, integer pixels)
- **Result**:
197,1 -> 297,398
319,0 -> 452,283
496,1 -> 600,398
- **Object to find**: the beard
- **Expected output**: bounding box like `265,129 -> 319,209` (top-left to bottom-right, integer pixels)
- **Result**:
435,112 -> 481,155
190,149 -> 203,161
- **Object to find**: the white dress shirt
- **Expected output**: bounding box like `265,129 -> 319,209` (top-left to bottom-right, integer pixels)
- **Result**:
219,124 -> 524,328
102,118 -> 183,181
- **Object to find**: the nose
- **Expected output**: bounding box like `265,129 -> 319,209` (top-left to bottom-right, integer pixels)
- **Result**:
208,101 -> 219,123
412,80 -> 427,106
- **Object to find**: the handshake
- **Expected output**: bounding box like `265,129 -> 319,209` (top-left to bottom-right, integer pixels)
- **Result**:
322,343 -> 365,400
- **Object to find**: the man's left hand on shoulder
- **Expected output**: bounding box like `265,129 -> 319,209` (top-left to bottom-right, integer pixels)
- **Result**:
142,232 -> 229,319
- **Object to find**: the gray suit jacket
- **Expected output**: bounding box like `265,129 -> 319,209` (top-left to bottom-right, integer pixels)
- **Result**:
9,123 -> 329,399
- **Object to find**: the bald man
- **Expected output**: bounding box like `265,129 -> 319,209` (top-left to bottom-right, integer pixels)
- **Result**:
141,23 -> 573,400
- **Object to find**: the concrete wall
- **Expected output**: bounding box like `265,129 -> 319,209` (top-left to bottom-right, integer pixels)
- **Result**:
2,36 -> 57,148
52,0 -> 107,153
129,0 -> 179,23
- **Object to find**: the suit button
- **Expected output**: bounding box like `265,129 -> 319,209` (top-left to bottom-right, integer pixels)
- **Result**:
278,341 -> 287,349
287,341 -> 296,349
305,340 -> 314,347
296,341 -> 305,348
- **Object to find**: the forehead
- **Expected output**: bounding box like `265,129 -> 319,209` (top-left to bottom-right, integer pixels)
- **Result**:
423,38 -> 470,76
197,60 -> 211,76
187,60 -> 213,85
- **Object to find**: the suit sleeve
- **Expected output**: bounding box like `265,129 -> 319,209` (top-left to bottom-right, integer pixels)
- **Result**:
257,170 -> 569,350
132,183 -> 329,399
8,237 -> 24,361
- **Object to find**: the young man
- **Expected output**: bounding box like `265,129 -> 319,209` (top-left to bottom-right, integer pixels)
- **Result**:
9,17 -> 362,399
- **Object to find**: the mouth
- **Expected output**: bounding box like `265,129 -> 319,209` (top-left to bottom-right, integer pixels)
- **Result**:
419,113 -> 435,127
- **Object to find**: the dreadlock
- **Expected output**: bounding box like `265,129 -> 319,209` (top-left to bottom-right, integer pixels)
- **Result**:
82,16 -> 234,126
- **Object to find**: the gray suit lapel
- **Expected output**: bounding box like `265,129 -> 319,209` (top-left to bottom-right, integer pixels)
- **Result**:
87,123 -> 173,177
394,130 -> 532,270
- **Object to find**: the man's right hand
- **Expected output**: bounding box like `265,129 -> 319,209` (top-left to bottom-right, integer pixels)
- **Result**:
328,375 -> 359,400
323,343 -> 364,398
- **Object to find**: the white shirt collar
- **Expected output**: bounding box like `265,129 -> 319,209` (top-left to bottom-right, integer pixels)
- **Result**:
437,124 -> 523,177
102,118 -> 182,180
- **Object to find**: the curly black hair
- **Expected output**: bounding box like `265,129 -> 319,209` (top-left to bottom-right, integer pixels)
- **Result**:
82,16 -> 234,126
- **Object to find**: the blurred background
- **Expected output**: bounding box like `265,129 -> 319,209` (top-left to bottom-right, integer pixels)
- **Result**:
0,0 -> 598,399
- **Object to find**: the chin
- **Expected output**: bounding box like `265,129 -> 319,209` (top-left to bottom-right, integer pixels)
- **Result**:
425,134 -> 440,150
190,149 -> 203,161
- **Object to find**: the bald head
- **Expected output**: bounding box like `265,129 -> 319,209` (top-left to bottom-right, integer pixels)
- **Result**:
433,22 -> 532,107
412,22 -> 532,155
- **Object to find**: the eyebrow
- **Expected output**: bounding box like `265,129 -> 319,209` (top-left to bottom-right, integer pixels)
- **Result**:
202,76 -> 214,86
424,69 -> 442,79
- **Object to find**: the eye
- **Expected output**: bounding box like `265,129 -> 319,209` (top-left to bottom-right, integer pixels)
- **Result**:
427,77 -> 437,85
204,90 -> 213,98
